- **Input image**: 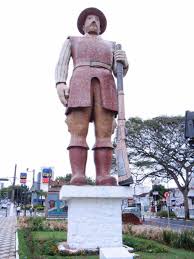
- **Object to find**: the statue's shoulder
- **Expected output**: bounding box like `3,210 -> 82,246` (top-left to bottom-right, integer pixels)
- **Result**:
68,36 -> 82,42
103,38 -> 116,50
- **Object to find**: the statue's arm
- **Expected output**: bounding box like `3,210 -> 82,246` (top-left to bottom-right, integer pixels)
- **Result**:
55,38 -> 71,106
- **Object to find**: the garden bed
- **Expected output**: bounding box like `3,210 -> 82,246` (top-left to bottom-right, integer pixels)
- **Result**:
17,217 -> 194,258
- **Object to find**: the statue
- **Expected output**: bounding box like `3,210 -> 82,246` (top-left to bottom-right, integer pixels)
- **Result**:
55,7 -> 129,186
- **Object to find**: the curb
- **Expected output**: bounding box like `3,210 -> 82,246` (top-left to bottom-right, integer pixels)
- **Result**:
16,230 -> 19,259
156,216 -> 194,221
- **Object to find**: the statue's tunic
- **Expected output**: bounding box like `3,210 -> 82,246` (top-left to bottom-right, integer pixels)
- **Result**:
67,36 -> 118,115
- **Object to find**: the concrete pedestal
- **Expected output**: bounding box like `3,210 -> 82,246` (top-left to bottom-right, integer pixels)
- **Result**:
60,186 -> 130,249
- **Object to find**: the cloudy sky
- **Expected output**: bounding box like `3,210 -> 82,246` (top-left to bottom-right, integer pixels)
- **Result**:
0,0 -> 193,186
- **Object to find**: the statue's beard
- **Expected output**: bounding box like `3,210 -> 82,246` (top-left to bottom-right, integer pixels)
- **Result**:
85,23 -> 99,35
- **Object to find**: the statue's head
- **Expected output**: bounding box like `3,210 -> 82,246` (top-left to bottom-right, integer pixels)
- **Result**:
77,7 -> 107,35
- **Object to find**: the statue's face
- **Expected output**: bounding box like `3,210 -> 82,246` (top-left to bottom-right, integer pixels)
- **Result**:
83,14 -> 101,35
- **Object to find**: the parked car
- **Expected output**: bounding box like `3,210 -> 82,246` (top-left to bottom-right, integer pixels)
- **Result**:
1,204 -> 8,209
122,206 -> 141,218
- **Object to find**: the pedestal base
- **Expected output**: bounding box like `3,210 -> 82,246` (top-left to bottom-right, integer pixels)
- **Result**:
100,247 -> 134,259
60,186 -> 130,249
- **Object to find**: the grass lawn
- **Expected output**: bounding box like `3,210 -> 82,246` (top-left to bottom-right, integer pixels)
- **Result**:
18,229 -> 194,259
47,256 -> 98,259
32,231 -> 66,241
123,234 -> 194,259
139,248 -> 194,259
18,230 -> 32,259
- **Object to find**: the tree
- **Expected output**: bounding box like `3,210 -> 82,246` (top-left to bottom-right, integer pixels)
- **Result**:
0,185 -> 30,204
56,174 -> 96,185
150,184 -> 167,211
56,174 -> 72,183
36,190 -> 47,206
121,116 -> 194,219
0,186 -> 12,199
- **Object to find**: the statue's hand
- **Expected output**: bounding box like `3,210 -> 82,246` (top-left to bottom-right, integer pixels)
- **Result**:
56,83 -> 69,107
114,49 -> 128,68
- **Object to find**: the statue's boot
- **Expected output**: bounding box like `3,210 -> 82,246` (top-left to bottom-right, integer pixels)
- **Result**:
69,147 -> 87,185
94,148 -> 117,186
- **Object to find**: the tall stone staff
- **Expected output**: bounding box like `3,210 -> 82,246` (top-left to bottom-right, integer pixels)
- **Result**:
55,7 -> 129,186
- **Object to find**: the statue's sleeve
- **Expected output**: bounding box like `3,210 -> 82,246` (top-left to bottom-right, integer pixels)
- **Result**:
55,38 -> 71,85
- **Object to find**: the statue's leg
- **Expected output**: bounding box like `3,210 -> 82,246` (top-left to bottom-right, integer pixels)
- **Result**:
91,78 -> 117,186
66,108 -> 91,185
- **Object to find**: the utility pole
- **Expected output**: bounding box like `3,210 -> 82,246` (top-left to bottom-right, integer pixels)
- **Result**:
32,169 -> 35,186
11,164 -> 17,202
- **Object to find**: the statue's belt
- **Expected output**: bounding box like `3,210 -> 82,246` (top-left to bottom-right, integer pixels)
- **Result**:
74,61 -> 112,71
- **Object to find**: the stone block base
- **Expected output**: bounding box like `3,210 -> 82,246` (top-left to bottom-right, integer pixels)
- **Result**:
60,186 -> 130,249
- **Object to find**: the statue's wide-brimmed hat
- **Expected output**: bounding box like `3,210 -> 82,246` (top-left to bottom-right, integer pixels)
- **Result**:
77,7 -> 107,35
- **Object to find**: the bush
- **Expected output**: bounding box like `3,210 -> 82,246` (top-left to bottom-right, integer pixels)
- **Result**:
178,230 -> 194,251
163,229 -> 194,251
17,217 -> 29,229
123,234 -> 169,253
33,205 -> 45,211
123,224 -> 163,242
123,224 -> 194,251
21,204 -> 32,210
44,220 -> 67,231
163,229 -> 179,245
41,240 -> 58,256
157,210 -> 176,218
28,217 -> 44,231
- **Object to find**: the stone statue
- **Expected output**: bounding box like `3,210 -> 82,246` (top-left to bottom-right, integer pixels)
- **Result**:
55,7 -> 129,186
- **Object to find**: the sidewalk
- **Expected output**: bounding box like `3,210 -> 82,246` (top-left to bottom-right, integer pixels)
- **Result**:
0,204 -> 16,259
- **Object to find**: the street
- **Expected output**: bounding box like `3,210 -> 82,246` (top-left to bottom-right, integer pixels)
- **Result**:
144,217 -> 194,231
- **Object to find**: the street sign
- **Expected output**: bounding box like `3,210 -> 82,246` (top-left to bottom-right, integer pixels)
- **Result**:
153,191 -> 159,195
164,192 -> 170,198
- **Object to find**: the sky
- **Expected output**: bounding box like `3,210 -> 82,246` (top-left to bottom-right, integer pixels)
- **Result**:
0,0 -> 193,187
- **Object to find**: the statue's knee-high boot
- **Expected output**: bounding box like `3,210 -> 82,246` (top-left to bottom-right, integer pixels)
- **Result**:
69,147 -> 87,185
94,148 -> 117,186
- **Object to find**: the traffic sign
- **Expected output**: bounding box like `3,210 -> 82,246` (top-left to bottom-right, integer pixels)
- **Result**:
164,192 -> 170,198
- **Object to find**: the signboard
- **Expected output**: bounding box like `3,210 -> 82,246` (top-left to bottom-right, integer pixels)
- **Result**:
20,179 -> 27,184
20,172 -> 27,184
42,167 -> 53,184
47,192 -> 67,218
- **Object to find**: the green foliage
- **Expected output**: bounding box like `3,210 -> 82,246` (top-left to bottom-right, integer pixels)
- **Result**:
123,234 -> 169,253
33,204 -> 45,211
46,257 -> 98,259
150,185 -> 166,199
163,229 -> 194,251
18,230 -> 32,259
56,174 -> 72,182
56,174 -> 96,185
138,248 -> 194,259
157,210 -> 177,218
41,240 -> 58,255
21,204 -> 31,210
0,186 -> 12,199
86,177 -> 96,185
119,116 -> 194,219
32,231 -> 66,241
28,217 -> 44,231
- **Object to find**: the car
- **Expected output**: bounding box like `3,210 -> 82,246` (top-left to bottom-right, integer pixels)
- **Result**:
122,206 -> 141,218
1,204 -> 8,209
